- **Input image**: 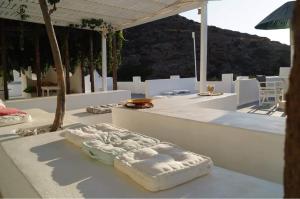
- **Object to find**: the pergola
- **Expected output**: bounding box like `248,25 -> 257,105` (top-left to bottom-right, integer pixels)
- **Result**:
0,0 -> 212,95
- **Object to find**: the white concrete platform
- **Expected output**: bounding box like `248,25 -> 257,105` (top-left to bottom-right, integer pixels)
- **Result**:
0,109 -> 76,143
66,108 -> 112,126
5,90 -> 130,113
112,106 -> 285,183
152,93 -> 237,111
0,131 -> 282,198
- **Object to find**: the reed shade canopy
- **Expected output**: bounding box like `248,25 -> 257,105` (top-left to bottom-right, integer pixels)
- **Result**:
0,0 -> 208,30
255,1 -> 296,67
255,1 -> 295,30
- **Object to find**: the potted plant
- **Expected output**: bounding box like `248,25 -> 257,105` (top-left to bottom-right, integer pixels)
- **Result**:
23,86 -> 37,98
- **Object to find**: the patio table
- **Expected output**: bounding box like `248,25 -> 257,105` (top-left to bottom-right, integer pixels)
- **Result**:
41,86 -> 59,96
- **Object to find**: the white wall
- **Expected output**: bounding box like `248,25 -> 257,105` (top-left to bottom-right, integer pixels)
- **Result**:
145,77 -> 197,97
118,82 -> 145,94
279,67 -> 291,78
235,79 -> 259,106
6,90 -> 130,113
203,74 -> 234,93
118,74 -> 234,97
85,70 -> 113,92
112,107 -> 284,183
118,76 -> 145,94
70,67 -> 83,93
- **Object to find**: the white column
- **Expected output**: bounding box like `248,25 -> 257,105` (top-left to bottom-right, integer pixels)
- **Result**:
290,29 -> 294,67
192,32 -> 197,79
102,31 -> 108,91
199,0 -> 208,93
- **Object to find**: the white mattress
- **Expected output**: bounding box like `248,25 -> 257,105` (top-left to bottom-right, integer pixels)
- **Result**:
62,123 -> 130,147
115,142 -> 213,192
82,132 -> 160,165
63,123 -> 159,165
0,113 -> 32,127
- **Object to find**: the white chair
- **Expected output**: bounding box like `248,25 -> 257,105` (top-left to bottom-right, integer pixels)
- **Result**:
258,81 -> 283,106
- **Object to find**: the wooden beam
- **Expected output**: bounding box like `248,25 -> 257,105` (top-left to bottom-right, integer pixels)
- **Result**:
89,32 -> 95,92
1,21 -> 9,100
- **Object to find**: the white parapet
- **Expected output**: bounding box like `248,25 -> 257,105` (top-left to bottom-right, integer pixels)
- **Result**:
235,79 -> 259,106
6,90 -> 130,113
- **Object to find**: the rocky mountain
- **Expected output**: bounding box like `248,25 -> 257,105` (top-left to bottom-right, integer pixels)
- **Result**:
118,15 -> 290,81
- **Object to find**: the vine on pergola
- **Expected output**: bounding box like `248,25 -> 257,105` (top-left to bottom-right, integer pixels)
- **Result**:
4,0 -> 125,75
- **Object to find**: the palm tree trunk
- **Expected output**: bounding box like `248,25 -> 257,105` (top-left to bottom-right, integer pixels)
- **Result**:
35,28 -> 42,97
0,20 -> 9,100
63,30 -> 71,94
112,33 -> 118,90
38,0 -> 66,131
89,32 -> 95,92
284,0 -> 300,197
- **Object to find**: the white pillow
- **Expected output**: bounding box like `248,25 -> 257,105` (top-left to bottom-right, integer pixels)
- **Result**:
0,99 -> 6,108
82,132 -> 160,165
0,113 -> 32,127
114,143 -> 213,192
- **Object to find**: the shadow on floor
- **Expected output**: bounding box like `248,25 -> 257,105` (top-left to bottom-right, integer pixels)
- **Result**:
238,102 -> 286,117
29,139 -> 222,198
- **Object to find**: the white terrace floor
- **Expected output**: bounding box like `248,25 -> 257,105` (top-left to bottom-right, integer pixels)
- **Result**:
0,92 -> 284,197
0,109 -> 283,198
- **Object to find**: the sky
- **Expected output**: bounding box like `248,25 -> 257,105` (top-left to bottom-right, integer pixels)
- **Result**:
180,0 -> 291,45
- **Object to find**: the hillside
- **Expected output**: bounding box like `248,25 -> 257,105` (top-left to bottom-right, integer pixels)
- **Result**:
118,15 -> 290,81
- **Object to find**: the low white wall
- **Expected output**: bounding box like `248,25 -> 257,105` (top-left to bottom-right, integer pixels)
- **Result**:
70,67 -> 83,93
6,90 -> 130,113
279,67 -> 291,78
8,82 -> 22,98
112,108 -> 284,184
235,79 -> 259,106
205,74 -> 234,93
85,70 -> 113,92
145,78 -> 197,97
118,82 -> 145,94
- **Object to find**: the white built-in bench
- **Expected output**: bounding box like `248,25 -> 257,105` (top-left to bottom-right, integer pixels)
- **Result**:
0,130 -> 282,198
112,103 -> 285,184
5,90 -> 130,113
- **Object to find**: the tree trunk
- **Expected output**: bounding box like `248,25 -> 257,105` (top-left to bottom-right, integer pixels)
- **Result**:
80,55 -> 85,93
38,0 -> 66,132
63,30 -> 71,94
284,0 -> 300,197
112,33 -> 118,90
0,20 -> 9,100
35,28 -> 42,97
89,32 -> 95,92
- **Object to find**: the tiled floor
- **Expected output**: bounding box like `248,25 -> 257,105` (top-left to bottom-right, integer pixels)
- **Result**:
238,102 -> 286,118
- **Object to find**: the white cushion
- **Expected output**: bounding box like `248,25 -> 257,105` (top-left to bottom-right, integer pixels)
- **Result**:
62,123 -> 130,147
86,106 -> 111,114
0,99 -> 6,108
0,113 -> 32,127
114,143 -> 213,192
173,89 -> 190,94
83,132 -> 160,165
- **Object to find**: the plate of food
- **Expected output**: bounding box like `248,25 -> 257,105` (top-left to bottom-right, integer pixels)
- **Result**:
198,92 -> 223,96
125,98 -> 153,109
126,98 -> 153,104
